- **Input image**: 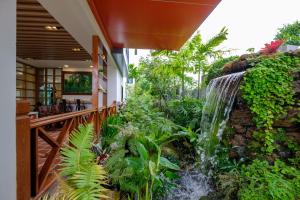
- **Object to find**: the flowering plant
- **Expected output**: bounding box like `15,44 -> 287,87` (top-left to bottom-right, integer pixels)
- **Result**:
260,40 -> 284,54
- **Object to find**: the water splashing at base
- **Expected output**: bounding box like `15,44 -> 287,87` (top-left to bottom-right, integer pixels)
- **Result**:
164,72 -> 244,200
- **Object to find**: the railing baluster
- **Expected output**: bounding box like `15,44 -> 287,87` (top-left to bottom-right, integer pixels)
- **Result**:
22,104 -> 118,199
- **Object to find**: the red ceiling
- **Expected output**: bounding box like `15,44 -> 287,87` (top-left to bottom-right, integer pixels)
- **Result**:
88,0 -> 221,50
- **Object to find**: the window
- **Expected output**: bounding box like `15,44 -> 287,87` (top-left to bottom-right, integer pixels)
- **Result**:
37,68 -> 62,106
16,62 -> 37,110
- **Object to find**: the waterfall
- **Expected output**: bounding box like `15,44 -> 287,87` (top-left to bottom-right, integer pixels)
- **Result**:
199,71 -> 244,168
164,72 -> 244,200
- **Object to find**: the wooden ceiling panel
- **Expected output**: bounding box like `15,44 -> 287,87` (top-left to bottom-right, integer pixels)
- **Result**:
17,0 -> 91,60
88,0 -> 221,50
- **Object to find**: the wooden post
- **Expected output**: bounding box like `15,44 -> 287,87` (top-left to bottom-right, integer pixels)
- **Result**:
16,101 -> 31,200
102,47 -> 108,107
92,35 -> 99,109
92,35 -> 100,135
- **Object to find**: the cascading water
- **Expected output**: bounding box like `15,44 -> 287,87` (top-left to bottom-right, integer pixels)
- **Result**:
164,72 -> 244,200
199,71 -> 244,168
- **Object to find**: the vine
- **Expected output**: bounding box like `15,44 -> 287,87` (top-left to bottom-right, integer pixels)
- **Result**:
240,53 -> 300,153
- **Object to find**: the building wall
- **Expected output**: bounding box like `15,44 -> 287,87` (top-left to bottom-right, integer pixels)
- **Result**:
0,0 -> 16,199
108,58 -> 124,106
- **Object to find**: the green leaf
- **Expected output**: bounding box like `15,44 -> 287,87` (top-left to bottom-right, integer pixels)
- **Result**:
159,157 -> 180,171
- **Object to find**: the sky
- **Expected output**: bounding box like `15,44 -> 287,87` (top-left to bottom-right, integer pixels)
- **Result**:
199,0 -> 300,55
130,0 -> 300,65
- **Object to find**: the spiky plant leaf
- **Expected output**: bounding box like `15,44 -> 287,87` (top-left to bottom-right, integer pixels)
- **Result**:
59,124 -> 109,200
60,124 -> 95,176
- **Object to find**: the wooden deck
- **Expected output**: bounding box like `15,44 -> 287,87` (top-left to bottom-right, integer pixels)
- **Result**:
16,101 -> 117,200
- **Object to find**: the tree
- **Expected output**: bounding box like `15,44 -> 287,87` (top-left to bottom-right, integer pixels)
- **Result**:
189,27 -> 228,98
275,21 -> 300,46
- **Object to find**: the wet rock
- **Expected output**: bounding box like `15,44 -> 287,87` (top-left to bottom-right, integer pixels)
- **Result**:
199,191 -> 224,200
286,132 -> 300,144
231,135 -> 246,146
229,149 -> 239,159
278,151 -> 292,159
232,125 -> 245,134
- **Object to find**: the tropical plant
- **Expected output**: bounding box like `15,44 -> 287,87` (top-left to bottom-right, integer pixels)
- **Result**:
59,124 -> 108,200
101,115 -> 123,149
104,93 -> 195,199
189,27 -> 228,97
164,97 -> 203,131
275,21 -> 300,46
260,40 -> 284,55
240,53 -> 300,154
205,56 -> 239,84
238,159 -> 300,200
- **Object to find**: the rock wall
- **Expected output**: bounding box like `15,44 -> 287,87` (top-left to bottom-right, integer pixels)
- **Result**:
227,72 -> 300,160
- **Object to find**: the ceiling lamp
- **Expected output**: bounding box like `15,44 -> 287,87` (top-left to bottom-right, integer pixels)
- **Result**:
89,65 -> 94,68
63,64 -> 69,68
72,48 -> 81,52
45,25 -> 58,31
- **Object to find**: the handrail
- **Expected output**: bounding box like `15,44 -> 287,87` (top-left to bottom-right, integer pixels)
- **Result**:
30,105 -> 115,128
30,108 -> 98,128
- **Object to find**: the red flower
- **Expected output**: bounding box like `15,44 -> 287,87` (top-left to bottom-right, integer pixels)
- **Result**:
260,40 -> 284,55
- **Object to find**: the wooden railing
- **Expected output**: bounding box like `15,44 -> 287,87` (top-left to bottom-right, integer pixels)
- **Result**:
16,101 -> 117,200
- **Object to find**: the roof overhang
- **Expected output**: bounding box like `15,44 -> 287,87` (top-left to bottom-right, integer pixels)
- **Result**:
88,0 -> 221,50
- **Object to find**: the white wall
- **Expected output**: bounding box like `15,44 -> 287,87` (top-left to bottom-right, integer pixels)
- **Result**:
0,0 -> 16,199
107,58 -> 124,106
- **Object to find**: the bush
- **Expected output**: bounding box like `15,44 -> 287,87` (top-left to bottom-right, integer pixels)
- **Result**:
206,56 -> 239,84
101,115 -> 123,149
165,97 -> 203,131
275,21 -> 300,46
238,159 -> 300,200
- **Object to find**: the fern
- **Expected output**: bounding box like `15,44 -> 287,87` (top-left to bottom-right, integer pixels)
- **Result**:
58,124 -> 108,200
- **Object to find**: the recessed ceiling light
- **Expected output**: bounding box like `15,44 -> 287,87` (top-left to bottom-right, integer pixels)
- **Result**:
17,72 -> 23,75
45,25 -> 58,31
63,64 -> 69,68
72,48 -> 81,52
89,65 -> 94,68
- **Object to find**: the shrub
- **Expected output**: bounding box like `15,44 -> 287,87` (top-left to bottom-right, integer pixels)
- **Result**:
101,115 -> 123,149
275,21 -> 300,46
238,159 -> 300,200
165,97 -> 203,131
206,56 -> 239,84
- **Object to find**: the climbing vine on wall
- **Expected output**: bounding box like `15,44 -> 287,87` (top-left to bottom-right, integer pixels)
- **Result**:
240,54 -> 300,153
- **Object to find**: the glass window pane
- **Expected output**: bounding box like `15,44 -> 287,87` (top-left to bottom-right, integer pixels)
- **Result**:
47,98 -> 53,105
47,76 -> 53,83
26,90 -> 35,98
26,74 -> 35,82
17,63 -> 24,71
55,76 -> 61,83
16,89 -> 25,97
17,71 -> 25,80
26,67 -> 35,74
26,82 -> 35,90
17,80 -> 25,89
55,83 -> 61,90
55,90 -> 62,98
47,69 -> 53,75
38,83 -> 45,90
47,83 -> 53,90
39,97 -> 45,105
55,69 -> 61,76
38,69 -> 45,77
